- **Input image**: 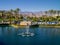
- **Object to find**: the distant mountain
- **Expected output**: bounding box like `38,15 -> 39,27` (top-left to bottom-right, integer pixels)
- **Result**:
21,11 -> 49,17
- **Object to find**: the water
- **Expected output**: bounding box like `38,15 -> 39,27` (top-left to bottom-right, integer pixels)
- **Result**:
0,26 -> 60,45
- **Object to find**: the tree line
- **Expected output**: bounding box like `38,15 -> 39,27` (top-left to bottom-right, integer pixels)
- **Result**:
0,8 -> 60,22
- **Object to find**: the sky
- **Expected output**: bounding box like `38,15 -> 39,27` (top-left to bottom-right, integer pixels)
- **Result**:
0,0 -> 60,12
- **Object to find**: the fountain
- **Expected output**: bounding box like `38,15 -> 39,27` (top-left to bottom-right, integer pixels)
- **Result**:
18,17 -> 34,37
18,25 -> 34,37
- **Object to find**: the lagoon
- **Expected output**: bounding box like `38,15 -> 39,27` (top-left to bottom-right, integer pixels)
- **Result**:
0,26 -> 60,45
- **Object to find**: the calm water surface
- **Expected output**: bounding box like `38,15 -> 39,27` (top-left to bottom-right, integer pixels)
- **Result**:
0,26 -> 60,45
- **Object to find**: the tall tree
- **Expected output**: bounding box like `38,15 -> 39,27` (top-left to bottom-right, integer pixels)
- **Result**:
0,10 -> 5,18
45,11 -> 48,15
14,8 -> 20,21
49,10 -> 54,16
57,10 -> 60,16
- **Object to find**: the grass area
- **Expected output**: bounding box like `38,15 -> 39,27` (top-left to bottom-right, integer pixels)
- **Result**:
39,24 -> 60,28
11,24 -> 27,28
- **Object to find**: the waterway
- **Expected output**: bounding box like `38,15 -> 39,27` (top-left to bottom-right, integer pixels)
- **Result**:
0,26 -> 60,45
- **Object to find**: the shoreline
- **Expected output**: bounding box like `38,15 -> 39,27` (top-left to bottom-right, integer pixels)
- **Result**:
10,24 -> 60,28
11,24 -> 27,28
0,24 -> 60,28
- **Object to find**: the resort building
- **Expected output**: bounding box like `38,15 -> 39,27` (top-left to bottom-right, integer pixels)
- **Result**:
20,21 -> 31,25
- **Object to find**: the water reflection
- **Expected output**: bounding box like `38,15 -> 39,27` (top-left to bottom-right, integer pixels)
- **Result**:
0,26 -> 60,45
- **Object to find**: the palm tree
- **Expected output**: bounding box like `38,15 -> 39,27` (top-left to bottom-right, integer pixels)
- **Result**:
14,8 -> 20,21
48,10 -> 54,16
57,11 -> 60,16
16,8 -> 20,12
56,11 -> 60,22
10,9 -> 13,15
0,10 -> 5,17
7,11 -> 12,24
45,11 -> 48,15
0,10 -> 5,22
15,8 -> 20,15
